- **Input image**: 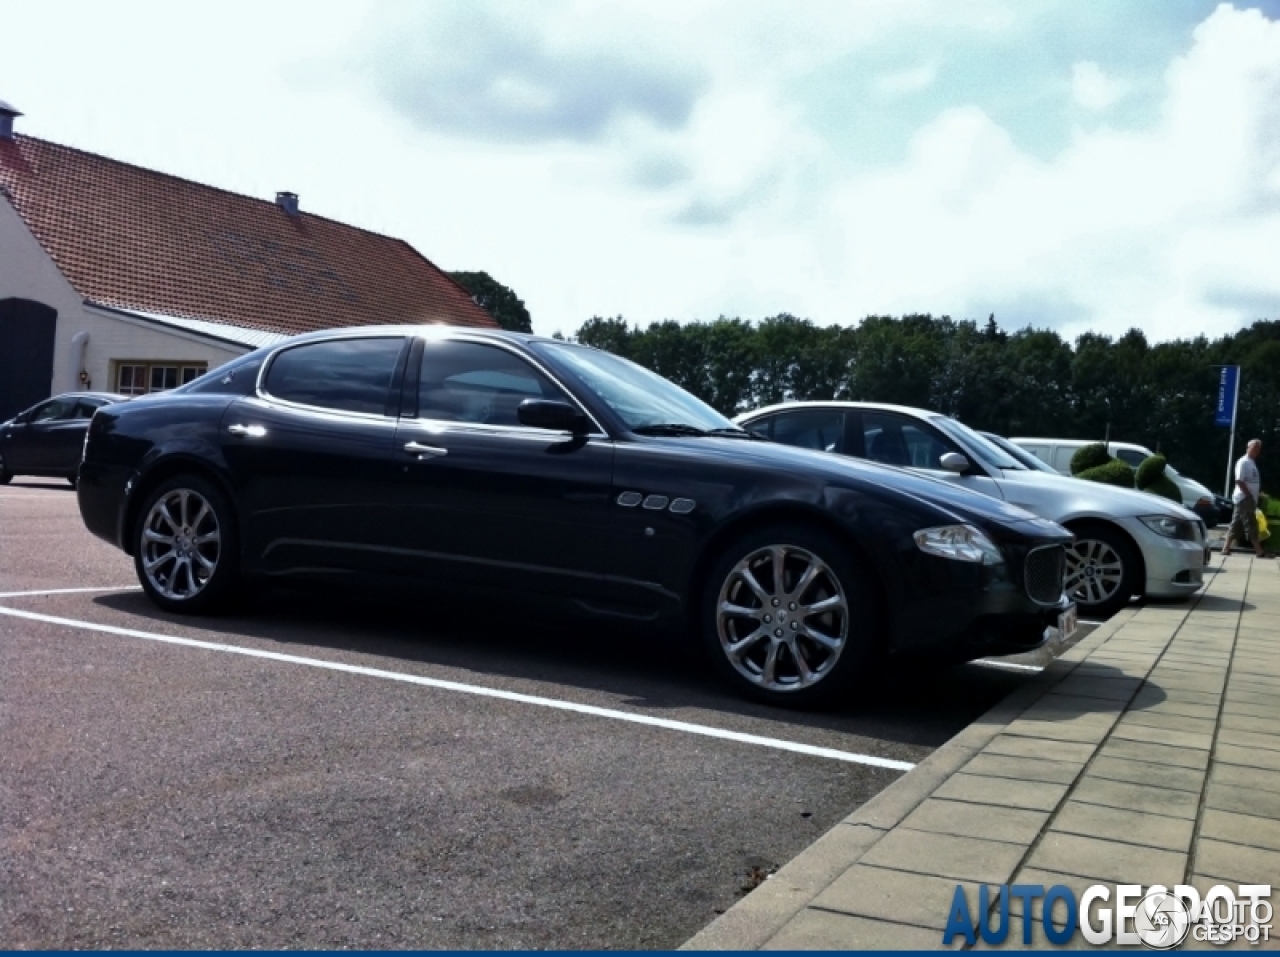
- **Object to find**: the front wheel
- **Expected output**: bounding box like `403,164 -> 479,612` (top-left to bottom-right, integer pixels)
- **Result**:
133,475 -> 239,614
1065,524 -> 1139,619
699,524 -> 878,708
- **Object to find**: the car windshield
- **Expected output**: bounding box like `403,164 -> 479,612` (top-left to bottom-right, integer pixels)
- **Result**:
534,341 -> 738,433
980,431 -> 1058,473
929,416 -> 1024,470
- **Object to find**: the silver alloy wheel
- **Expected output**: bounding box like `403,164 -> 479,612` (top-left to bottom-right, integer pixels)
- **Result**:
715,544 -> 849,692
140,488 -> 221,601
1065,537 -> 1124,608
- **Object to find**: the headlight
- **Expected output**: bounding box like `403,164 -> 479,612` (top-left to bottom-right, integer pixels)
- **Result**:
1139,515 -> 1198,541
914,524 -> 1005,564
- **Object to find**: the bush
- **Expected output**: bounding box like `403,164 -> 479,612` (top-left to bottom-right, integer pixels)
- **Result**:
1134,454 -> 1180,503
1077,459 -> 1136,488
1135,454 -> 1167,490
1070,443 -> 1113,475
1143,474 -> 1182,503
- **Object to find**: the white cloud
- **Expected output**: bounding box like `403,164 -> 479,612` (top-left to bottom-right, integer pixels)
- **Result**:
1071,61 -> 1128,111
814,4 -> 1280,343
875,63 -> 939,95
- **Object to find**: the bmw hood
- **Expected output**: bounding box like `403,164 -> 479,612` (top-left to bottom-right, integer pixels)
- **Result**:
999,467 -> 1200,521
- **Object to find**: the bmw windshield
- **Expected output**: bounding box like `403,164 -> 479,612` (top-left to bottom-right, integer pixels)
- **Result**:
534,341 -> 742,434
929,416 -> 1025,471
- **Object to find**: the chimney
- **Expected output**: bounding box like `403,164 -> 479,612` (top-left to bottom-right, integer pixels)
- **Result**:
275,191 -> 299,216
0,100 -> 21,140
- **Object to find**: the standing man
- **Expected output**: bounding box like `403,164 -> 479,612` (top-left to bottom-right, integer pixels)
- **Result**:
1222,439 -> 1270,558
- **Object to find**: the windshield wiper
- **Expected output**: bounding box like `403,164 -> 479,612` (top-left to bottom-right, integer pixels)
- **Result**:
706,427 -> 767,440
632,423 -> 710,437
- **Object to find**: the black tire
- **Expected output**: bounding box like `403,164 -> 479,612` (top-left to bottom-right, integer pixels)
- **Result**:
1064,523 -> 1140,619
133,474 -> 240,614
699,523 -> 878,708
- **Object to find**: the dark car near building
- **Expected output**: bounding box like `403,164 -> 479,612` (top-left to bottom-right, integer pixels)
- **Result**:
0,392 -> 125,486
78,326 -> 1073,706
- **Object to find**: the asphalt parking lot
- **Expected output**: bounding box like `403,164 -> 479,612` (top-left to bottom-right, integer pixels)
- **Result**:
1,480 -> 1095,949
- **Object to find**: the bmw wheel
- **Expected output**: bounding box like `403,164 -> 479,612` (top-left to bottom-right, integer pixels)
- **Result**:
1065,523 -> 1139,619
700,524 -> 877,707
133,474 -> 239,614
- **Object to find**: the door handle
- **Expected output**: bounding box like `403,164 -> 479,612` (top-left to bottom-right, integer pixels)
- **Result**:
404,441 -> 447,458
227,423 -> 267,438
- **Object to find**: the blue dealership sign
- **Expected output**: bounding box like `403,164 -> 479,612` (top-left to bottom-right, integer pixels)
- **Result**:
1215,365 -> 1239,427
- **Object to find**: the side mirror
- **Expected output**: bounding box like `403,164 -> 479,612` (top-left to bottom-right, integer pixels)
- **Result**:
940,452 -> 970,473
518,399 -> 589,433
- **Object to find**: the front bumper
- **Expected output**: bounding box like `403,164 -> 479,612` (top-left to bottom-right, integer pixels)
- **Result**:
1119,516 -> 1206,599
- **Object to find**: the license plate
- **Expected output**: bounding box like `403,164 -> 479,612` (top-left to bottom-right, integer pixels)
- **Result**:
1057,604 -> 1078,641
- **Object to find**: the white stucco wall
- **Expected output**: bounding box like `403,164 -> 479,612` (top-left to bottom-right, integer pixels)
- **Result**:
0,196 -> 246,396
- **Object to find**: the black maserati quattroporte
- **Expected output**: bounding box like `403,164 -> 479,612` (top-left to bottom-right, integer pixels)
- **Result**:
78,326 -> 1073,706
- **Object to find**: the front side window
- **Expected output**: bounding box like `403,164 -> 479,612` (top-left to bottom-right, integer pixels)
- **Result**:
416,341 -> 567,427
861,411 -> 956,469
771,410 -> 846,453
264,337 -> 405,415
29,397 -> 76,423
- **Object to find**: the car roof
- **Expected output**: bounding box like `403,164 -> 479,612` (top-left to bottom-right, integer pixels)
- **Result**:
737,400 -> 936,420
266,324 -> 560,349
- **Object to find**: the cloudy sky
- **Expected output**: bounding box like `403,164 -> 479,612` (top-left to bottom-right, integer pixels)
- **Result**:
4,1 -> 1280,341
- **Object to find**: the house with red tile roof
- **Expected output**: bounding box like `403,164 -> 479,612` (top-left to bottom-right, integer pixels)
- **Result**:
0,101 -> 495,419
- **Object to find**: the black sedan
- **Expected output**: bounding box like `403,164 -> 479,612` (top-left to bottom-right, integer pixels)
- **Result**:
0,392 -> 125,487
78,326 -> 1072,706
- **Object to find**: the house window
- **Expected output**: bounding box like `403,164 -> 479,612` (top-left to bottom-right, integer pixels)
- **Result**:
116,362 -> 207,396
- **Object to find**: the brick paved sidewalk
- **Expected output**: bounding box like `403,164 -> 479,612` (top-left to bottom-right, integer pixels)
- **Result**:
685,556 -> 1279,950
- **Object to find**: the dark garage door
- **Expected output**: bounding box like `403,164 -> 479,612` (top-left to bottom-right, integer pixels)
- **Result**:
0,298 -> 56,421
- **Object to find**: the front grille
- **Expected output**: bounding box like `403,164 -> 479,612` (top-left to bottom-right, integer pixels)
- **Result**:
1024,544 -> 1066,604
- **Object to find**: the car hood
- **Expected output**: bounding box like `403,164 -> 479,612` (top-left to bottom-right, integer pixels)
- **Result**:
997,467 -> 1200,521
649,435 -> 1049,529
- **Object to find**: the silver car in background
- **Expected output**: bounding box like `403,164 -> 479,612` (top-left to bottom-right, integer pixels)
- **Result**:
737,402 -> 1206,619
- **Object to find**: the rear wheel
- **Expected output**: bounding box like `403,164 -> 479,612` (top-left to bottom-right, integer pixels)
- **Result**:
133,474 -> 239,614
700,524 -> 878,708
1065,523 -> 1139,619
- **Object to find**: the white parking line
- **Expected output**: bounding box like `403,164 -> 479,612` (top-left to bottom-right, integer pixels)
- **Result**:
0,603 -> 916,772
0,586 -> 141,599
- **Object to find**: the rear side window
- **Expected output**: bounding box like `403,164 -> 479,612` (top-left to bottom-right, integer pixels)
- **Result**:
264,338 -> 406,415
771,410 -> 846,453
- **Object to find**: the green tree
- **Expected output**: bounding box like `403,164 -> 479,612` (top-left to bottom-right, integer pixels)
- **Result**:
447,271 -> 533,333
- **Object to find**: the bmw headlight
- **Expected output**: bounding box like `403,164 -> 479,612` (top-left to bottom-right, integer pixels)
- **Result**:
1139,515 -> 1198,541
914,524 -> 1005,564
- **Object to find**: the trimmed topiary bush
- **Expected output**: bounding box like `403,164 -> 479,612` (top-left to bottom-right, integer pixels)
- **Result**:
1070,442 -> 1112,475
1076,459 -> 1136,488
1143,474 -> 1182,503
1135,453 -> 1167,490
1135,454 -> 1181,503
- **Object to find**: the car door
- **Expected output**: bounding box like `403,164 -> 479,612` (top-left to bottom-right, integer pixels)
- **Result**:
219,335 -> 410,577
853,409 -> 1007,500
6,397 -> 77,472
49,398 -> 107,473
390,337 -> 615,598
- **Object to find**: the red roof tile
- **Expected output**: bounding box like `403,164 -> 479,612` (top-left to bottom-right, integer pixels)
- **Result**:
0,135 -> 496,336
